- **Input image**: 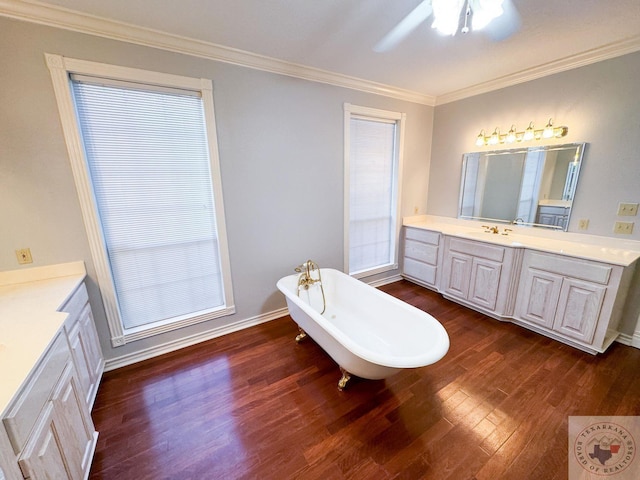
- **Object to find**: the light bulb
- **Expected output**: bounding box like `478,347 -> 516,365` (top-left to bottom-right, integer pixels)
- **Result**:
432,0 -> 465,35
506,125 -> 516,143
488,127 -> 500,145
543,119 -> 554,138
523,122 -> 535,141
475,130 -> 486,146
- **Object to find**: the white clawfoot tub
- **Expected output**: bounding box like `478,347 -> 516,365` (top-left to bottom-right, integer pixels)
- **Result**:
276,268 -> 449,389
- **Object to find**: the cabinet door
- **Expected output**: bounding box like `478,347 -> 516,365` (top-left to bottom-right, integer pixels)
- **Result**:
18,402 -> 72,480
553,279 -> 605,343
442,252 -> 472,299
53,363 -> 96,478
468,258 -> 502,311
515,267 -> 563,329
79,306 -> 104,405
19,363 -> 97,480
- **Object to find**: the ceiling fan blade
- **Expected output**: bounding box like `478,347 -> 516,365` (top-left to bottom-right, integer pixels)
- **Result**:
374,0 -> 433,52
485,0 -> 521,41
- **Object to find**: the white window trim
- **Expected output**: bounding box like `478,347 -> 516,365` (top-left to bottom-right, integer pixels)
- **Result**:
343,103 -> 406,279
46,53 -> 235,347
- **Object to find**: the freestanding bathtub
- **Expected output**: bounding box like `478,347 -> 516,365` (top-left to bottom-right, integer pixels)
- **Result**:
276,267 -> 449,389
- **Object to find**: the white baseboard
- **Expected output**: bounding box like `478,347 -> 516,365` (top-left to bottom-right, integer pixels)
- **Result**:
368,274 -> 403,288
616,331 -> 640,349
104,307 -> 289,371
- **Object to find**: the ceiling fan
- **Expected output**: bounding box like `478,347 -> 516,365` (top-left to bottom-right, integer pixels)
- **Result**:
374,0 -> 521,52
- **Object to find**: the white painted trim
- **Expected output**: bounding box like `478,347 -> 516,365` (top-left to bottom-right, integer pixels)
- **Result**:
46,53 -> 236,348
616,332 -> 640,350
367,274 -> 404,288
104,307 -> 289,371
0,0 -> 434,106
435,34 -> 640,105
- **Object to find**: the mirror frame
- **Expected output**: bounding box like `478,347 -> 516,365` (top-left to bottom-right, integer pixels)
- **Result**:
458,142 -> 586,231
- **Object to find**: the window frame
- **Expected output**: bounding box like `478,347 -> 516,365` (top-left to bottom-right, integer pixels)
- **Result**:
343,103 -> 406,278
46,53 -> 235,347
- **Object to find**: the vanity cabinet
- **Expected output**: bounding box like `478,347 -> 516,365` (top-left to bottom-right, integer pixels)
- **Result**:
402,227 -> 441,289
0,270 -> 103,480
2,333 -> 97,480
401,220 -> 639,354
514,251 -> 631,352
441,236 -> 518,316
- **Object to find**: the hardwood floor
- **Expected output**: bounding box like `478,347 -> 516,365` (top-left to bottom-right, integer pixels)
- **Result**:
88,280 -> 640,479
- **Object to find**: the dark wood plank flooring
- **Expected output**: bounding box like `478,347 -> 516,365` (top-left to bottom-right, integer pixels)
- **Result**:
88,280 -> 640,479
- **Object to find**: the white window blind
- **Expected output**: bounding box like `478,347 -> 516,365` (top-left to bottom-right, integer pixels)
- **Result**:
348,116 -> 398,274
72,78 -> 226,330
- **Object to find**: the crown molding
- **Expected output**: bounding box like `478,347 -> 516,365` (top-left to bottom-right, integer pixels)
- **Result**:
4,1 -> 640,108
435,34 -> 640,106
0,0 -> 436,106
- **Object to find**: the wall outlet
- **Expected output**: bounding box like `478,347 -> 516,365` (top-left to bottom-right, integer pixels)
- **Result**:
16,248 -> 33,264
617,202 -> 639,216
613,221 -> 634,234
578,219 -> 589,230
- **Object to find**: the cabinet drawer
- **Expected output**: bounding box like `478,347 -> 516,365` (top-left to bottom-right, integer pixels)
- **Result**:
405,228 -> 440,245
61,283 -> 89,328
448,237 -> 505,262
525,252 -> 612,285
3,333 -> 70,454
405,239 -> 438,265
404,258 -> 437,285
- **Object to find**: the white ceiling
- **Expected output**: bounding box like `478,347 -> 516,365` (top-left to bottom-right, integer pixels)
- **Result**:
8,0 -> 640,103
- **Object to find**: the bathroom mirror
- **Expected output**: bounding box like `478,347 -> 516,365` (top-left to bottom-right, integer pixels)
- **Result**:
458,143 -> 586,230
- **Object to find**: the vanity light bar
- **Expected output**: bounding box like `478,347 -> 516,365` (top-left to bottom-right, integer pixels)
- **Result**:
475,119 -> 568,147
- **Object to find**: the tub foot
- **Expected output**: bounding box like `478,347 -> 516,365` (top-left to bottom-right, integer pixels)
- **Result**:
337,368 -> 352,391
295,328 -> 307,343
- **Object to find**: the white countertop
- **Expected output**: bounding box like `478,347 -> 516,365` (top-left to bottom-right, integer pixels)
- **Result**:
0,262 -> 86,415
404,216 -> 640,266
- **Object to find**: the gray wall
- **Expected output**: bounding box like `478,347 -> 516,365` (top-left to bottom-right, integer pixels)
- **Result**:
0,17 -> 433,362
428,51 -> 640,242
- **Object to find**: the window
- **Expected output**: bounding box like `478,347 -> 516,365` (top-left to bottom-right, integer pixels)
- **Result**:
344,104 -> 405,277
47,54 -> 234,346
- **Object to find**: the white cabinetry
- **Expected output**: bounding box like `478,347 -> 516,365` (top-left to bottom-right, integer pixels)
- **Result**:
441,236 -> 518,317
2,332 -> 97,479
514,251 -> 631,352
403,227 -> 441,289
401,221 -> 638,354
0,274 -> 103,480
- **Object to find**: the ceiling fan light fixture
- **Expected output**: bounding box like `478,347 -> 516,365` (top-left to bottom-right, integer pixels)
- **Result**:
432,0 -> 466,35
470,0 -> 504,30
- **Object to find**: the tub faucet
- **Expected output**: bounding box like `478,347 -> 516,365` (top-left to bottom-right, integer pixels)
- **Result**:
295,260 -> 321,290
294,260 -> 326,314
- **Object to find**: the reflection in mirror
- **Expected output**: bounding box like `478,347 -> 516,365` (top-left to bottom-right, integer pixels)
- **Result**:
459,143 -> 585,231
